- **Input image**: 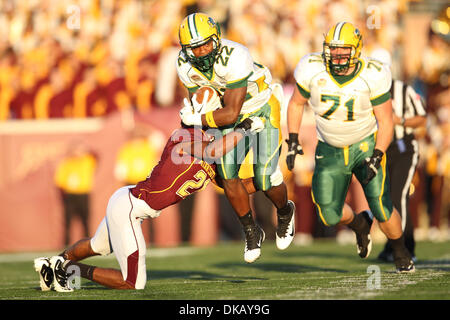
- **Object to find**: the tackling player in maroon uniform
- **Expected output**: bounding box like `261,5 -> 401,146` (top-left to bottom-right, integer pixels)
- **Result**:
130,127 -> 217,210
34,117 -> 264,291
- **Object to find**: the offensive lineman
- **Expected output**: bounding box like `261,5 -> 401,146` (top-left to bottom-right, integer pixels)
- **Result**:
285,21 -> 414,273
177,13 -> 295,263
34,115 -> 264,291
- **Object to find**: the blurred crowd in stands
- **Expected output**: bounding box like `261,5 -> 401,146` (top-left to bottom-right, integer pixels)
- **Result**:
0,0 -> 448,243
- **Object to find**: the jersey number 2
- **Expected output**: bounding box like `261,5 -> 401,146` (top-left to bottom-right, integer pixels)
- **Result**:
176,170 -> 209,198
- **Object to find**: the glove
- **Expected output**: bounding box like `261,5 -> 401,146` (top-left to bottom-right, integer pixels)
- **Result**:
285,133 -> 304,171
235,117 -> 265,134
248,117 -> 265,133
180,98 -> 202,126
362,148 -> 384,185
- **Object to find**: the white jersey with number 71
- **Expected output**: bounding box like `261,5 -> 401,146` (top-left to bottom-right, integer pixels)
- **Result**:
294,53 -> 392,148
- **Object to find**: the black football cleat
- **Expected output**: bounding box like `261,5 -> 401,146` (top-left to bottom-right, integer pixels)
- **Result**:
355,210 -> 373,259
395,257 -> 415,273
276,200 -> 296,250
244,224 -> 265,263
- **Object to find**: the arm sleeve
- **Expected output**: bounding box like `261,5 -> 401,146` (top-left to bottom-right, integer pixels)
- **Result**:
224,46 -> 254,89
293,54 -> 314,99
369,63 -> 392,106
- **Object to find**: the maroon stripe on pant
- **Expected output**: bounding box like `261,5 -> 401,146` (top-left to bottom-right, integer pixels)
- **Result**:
125,250 -> 139,287
125,190 -> 140,288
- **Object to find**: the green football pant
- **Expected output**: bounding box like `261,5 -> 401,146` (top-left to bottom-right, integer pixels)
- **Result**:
216,95 -> 282,191
311,133 -> 393,226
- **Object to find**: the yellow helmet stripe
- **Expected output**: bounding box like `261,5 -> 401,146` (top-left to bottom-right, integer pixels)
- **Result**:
333,21 -> 346,41
188,13 -> 199,40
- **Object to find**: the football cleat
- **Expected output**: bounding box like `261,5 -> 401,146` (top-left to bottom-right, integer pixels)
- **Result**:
34,257 -> 54,291
49,256 -> 74,292
355,210 -> 373,259
379,250 -> 417,263
244,225 -> 265,263
276,200 -> 295,250
395,257 -> 415,274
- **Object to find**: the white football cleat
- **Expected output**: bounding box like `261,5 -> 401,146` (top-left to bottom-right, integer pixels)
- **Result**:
276,200 -> 295,250
49,256 -> 74,292
244,225 -> 265,263
34,257 -> 54,291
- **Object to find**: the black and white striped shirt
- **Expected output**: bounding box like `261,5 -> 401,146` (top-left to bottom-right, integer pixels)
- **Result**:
390,80 -> 427,141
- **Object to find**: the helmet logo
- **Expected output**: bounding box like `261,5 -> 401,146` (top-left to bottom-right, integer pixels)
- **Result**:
354,28 -> 361,37
207,17 -> 216,28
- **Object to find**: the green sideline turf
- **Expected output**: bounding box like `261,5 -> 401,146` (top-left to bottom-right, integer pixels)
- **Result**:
0,240 -> 448,301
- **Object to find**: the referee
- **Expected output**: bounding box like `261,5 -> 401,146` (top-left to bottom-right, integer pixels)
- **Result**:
378,79 -> 427,262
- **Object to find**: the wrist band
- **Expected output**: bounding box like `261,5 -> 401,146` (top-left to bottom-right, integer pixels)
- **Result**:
205,111 -> 218,128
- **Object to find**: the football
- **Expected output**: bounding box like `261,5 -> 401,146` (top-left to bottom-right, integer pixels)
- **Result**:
192,86 -> 222,114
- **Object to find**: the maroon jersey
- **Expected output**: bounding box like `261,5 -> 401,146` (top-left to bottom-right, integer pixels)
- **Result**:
130,127 -> 216,210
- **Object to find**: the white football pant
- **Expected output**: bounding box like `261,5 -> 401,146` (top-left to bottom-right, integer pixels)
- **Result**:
90,186 -> 160,289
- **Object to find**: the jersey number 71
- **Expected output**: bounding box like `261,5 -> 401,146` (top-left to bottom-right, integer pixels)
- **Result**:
320,94 -> 355,121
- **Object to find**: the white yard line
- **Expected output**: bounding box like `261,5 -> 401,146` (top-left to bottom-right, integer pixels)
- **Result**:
0,247 -> 201,263
275,264 -> 449,299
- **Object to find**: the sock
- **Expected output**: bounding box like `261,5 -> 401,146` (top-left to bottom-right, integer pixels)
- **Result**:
62,260 -> 96,281
239,211 -> 255,228
347,211 -> 369,234
277,202 -> 291,216
389,234 -> 410,259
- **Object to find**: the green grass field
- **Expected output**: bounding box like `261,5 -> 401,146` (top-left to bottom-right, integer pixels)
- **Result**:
0,240 -> 449,301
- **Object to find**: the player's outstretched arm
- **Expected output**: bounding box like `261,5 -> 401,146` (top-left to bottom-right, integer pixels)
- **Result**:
175,131 -> 244,162
176,117 -> 263,161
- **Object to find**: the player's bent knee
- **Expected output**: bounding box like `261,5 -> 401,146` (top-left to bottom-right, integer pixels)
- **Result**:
366,197 -> 392,223
90,219 -> 112,256
253,175 -> 272,192
134,282 -> 146,290
315,205 -> 342,227
269,165 -> 283,187
123,279 -> 145,290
